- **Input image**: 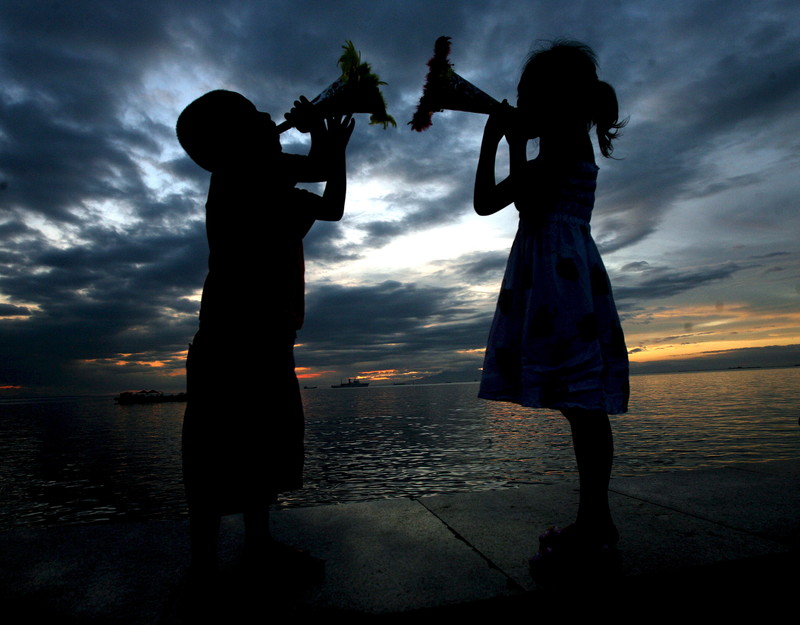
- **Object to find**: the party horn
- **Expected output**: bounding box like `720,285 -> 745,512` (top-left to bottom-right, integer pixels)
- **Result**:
409,36 -> 499,131
277,41 -> 395,132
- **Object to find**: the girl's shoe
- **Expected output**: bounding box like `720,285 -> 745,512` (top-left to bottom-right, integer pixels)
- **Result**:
529,523 -> 621,584
538,522 -> 619,552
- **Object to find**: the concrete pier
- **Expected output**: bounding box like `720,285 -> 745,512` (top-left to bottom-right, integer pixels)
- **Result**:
1,460 -> 797,622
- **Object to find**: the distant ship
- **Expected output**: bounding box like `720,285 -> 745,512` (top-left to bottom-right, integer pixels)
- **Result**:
114,390 -> 187,404
331,377 -> 369,388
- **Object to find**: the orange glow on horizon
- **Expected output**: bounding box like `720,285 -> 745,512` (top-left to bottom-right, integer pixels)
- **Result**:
358,369 -> 399,377
111,359 -> 166,368
355,369 -> 399,381
296,369 -> 336,380
355,369 -> 433,381
79,351 -> 189,371
629,336 -> 800,363
625,302 -> 800,363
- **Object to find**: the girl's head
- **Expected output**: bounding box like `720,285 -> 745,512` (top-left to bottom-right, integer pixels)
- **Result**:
517,40 -> 625,157
176,90 -> 280,172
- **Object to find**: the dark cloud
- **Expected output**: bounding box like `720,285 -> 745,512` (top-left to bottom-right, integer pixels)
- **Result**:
0,98 -> 142,223
298,279 -> 490,376
748,252 -> 792,261
614,262 -> 741,303
620,261 -> 651,272
0,303 -> 29,316
360,186 -> 472,248
1,1 -> 799,394
0,213 -> 205,392
456,250 -> 509,280
305,280 -> 465,342
303,220 -> 359,263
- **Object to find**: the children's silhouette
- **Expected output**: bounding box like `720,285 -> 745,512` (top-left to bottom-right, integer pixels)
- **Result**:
473,41 -> 629,580
176,90 -> 354,582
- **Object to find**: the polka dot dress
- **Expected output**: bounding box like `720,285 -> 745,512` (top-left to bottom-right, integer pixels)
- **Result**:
478,161 -> 629,414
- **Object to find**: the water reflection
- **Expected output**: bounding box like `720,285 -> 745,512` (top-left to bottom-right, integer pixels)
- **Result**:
1,368 -> 798,528
0,397 -> 184,528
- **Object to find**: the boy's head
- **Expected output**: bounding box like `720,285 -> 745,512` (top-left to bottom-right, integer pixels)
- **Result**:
176,90 -> 279,172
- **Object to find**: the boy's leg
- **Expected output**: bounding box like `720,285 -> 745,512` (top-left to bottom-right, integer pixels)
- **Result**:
243,505 -> 324,582
243,505 -> 271,556
188,508 -> 221,574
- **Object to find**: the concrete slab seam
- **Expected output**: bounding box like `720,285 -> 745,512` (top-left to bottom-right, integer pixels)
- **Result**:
412,497 -> 527,593
608,489 -> 792,549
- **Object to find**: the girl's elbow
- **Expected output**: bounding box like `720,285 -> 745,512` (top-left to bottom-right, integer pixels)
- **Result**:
474,197 -> 500,216
474,182 -> 511,216
473,193 -> 489,216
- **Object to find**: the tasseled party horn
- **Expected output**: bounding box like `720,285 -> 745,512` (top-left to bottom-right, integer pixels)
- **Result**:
409,36 -> 499,131
277,41 -> 396,133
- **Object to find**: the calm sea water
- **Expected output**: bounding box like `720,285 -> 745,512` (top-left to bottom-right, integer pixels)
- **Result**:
1,368 -> 798,530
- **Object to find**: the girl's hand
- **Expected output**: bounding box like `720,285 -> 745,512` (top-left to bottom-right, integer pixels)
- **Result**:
484,100 -> 517,143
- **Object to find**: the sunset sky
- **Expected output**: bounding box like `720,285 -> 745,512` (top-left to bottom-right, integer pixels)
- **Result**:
1,0 -> 799,396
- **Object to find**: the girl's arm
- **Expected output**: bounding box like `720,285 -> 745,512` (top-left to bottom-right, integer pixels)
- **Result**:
474,103 -> 517,215
312,114 -> 355,221
507,129 -> 535,214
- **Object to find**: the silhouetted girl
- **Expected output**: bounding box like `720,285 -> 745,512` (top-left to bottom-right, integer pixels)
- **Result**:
474,41 -> 628,577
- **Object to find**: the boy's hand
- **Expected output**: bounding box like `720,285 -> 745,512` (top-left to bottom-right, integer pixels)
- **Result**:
285,96 -> 324,134
324,114 -> 355,149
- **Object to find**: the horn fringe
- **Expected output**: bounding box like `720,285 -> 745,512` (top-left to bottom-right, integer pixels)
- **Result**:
316,41 -> 396,129
280,41 -> 396,132
409,36 -> 499,131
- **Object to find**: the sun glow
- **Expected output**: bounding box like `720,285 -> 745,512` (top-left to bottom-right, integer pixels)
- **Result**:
296,368 -> 337,380
625,303 -> 800,363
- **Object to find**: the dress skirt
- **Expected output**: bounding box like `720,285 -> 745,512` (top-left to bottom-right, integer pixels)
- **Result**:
478,213 -> 629,414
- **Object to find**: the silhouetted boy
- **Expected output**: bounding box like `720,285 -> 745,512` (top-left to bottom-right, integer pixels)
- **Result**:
176,90 -> 354,578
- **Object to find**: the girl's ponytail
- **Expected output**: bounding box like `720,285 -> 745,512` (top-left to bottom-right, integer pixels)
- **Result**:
593,80 -> 626,158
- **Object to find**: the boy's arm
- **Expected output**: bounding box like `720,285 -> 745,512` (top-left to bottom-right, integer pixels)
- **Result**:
284,96 -> 327,182
309,114 -> 355,221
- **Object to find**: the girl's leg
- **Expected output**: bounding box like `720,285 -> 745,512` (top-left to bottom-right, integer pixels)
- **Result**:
530,409 -> 618,579
562,407 -> 616,540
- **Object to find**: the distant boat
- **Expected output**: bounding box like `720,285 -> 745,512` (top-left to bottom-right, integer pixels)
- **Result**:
303,385 -> 318,390
331,378 -> 369,388
114,390 -> 187,404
